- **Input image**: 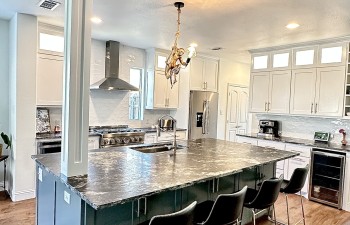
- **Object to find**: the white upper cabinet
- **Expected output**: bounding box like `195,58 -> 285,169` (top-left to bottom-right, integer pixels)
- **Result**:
190,56 -> 219,92
271,50 -> 291,70
314,66 -> 346,116
249,71 -> 291,114
249,72 -> 270,113
290,68 -> 317,115
251,53 -> 270,72
145,48 -> 179,109
37,54 -> 64,106
318,43 -> 347,67
268,70 -> 292,113
290,66 -> 345,117
292,46 -> 318,69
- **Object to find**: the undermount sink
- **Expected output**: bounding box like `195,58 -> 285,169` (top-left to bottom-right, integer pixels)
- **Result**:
130,143 -> 184,153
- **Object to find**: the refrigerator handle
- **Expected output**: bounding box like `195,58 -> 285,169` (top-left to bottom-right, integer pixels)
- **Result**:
202,100 -> 207,134
206,101 -> 210,134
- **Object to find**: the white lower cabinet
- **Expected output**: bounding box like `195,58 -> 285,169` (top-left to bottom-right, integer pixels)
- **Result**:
88,136 -> 100,150
285,144 -> 311,198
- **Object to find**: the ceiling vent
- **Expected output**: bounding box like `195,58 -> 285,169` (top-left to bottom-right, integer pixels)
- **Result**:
38,0 -> 61,11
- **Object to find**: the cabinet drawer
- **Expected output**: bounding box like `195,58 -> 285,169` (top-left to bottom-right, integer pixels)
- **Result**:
236,136 -> 258,145
257,140 -> 285,150
285,144 -> 311,158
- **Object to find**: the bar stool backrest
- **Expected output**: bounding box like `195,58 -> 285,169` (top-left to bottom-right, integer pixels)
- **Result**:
202,186 -> 248,225
281,164 -> 309,194
149,201 -> 197,225
247,175 -> 283,209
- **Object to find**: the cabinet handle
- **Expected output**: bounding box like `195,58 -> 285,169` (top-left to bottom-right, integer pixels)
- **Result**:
265,102 -> 267,111
203,82 -> 206,90
311,103 -> 314,114
268,102 -> 270,111
315,103 -> 318,114
205,82 -> 208,90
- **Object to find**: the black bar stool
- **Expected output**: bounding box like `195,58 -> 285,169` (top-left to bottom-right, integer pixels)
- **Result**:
148,201 -> 197,225
243,175 -> 283,225
193,186 -> 248,225
277,164 -> 309,225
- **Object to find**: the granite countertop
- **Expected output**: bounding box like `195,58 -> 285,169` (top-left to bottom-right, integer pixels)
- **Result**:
237,133 -> 350,152
32,138 -> 297,210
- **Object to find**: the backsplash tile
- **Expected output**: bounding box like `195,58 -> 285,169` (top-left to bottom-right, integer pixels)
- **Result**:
251,114 -> 350,144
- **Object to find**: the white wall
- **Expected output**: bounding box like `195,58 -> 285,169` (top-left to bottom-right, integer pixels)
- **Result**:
9,13 -> 37,201
217,58 -> 251,140
251,114 -> 350,144
0,19 -> 9,184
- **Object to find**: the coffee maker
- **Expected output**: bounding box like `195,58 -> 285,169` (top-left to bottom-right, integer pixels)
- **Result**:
258,120 -> 280,138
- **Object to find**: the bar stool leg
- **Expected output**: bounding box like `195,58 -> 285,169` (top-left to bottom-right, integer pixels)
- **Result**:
285,193 -> 290,225
300,191 -> 306,225
251,209 -> 256,225
273,204 -> 277,225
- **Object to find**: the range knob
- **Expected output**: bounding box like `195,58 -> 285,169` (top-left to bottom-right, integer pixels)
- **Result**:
123,137 -> 130,144
103,138 -> 110,145
109,139 -> 116,145
138,136 -> 144,142
115,138 -> 122,144
130,137 -> 135,142
134,136 -> 139,142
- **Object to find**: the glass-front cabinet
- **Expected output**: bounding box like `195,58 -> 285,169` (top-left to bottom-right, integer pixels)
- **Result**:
292,46 -> 318,69
251,53 -> 270,72
271,50 -> 291,70
318,43 -> 347,67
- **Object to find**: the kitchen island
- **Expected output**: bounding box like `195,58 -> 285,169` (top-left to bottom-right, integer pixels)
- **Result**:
32,138 -> 298,225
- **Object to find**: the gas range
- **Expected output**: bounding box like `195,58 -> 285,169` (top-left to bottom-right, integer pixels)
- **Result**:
89,125 -> 145,148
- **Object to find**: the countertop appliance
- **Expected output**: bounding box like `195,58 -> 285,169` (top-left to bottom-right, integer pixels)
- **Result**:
89,125 -> 145,148
309,148 -> 345,208
257,120 -> 279,138
189,91 -> 218,140
37,139 -> 61,154
313,132 -> 330,143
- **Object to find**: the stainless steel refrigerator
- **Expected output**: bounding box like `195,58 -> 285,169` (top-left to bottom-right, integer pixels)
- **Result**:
188,91 -> 218,140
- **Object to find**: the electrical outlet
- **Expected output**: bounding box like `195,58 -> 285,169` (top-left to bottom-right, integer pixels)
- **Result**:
64,191 -> 70,204
38,168 -> 43,182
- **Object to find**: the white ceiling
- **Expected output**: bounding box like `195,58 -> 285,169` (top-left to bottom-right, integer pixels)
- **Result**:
1,0 -> 350,63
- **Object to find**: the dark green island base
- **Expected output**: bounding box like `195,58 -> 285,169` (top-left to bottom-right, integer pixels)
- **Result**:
33,138 -> 298,225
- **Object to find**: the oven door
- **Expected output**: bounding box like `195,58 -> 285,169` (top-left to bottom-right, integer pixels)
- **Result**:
37,140 -> 61,154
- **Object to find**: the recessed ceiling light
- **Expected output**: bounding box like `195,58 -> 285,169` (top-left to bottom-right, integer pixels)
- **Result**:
286,23 -> 300,29
91,17 -> 103,24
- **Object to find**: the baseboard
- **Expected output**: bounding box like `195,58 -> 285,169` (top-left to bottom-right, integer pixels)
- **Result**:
11,189 -> 36,201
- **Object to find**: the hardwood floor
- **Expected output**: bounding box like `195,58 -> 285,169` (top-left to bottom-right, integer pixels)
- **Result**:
0,192 -> 349,225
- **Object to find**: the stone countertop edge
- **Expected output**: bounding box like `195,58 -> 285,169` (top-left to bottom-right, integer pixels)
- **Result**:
140,128 -> 187,133
237,133 -> 350,152
32,139 -> 298,210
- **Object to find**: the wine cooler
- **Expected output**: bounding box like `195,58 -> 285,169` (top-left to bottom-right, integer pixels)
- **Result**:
309,148 -> 345,208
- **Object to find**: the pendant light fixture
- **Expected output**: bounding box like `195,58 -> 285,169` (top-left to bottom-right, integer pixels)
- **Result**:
165,2 -> 197,88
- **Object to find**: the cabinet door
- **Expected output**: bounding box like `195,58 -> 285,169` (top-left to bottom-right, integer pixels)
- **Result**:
153,71 -> 168,108
167,79 -> 179,109
268,70 -> 291,114
190,57 -> 205,90
287,156 -> 310,198
37,54 -> 63,106
257,140 -> 285,150
314,66 -> 346,117
88,136 -> 100,150
204,59 -> 218,92
236,136 -> 258,145
249,72 -> 270,113
37,166 -> 55,225
318,43 -> 347,67
290,68 -> 317,115
251,53 -> 270,72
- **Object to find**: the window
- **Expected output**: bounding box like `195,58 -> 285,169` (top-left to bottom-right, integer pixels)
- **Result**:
129,68 -> 143,120
253,55 -> 268,70
273,53 -> 289,68
321,46 -> 343,64
295,50 -> 315,66
39,33 -> 64,53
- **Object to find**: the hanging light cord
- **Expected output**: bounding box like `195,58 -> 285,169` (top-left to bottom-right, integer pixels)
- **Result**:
174,7 -> 181,47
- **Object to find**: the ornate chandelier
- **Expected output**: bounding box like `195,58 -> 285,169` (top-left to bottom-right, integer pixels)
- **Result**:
165,2 -> 197,88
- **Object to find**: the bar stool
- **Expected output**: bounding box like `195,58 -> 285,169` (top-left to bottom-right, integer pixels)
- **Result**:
147,201 -> 197,225
278,164 -> 309,225
193,186 -> 247,225
243,175 -> 283,225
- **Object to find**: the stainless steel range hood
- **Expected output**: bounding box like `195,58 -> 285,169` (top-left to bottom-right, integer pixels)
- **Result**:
90,41 -> 139,91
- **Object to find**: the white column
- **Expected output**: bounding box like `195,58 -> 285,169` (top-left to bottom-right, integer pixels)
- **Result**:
61,0 -> 92,177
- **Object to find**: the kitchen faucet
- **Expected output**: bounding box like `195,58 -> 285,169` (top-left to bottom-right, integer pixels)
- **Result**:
156,115 -> 177,153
